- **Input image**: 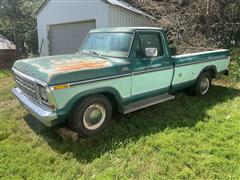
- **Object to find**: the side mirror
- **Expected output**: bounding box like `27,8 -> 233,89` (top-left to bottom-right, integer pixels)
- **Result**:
145,48 -> 158,57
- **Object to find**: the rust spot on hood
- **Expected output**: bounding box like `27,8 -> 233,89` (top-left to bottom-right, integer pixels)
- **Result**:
54,59 -> 111,72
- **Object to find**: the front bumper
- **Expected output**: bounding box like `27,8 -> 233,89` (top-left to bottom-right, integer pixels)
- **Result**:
12,87 -> 58,127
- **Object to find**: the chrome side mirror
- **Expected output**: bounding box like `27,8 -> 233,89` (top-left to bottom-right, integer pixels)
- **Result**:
145,48 -> 158,57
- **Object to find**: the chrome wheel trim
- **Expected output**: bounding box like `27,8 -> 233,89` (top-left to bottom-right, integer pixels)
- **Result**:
200,77 -> 210,95
83,103 -> 106,130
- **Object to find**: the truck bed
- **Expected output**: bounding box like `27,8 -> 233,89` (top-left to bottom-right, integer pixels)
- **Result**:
170,47 -> 230,90
172,47 -> 229,63
175,47 -> 218,55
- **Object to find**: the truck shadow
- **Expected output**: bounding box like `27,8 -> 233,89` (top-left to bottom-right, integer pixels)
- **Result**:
24,84 -> 240,163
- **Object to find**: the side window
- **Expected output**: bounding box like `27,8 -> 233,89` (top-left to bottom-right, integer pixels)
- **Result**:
139,33 -> 164,57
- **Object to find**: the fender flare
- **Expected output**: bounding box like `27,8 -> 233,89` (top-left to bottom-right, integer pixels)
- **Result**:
198,65 -> 217,79
62,87 -> 124,115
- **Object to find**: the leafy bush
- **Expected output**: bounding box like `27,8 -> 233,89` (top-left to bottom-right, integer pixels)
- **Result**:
229,49 -> 240,82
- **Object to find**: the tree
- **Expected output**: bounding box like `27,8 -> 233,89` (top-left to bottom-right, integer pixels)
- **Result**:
0,0 -> 43,56
127,0 -> 240,48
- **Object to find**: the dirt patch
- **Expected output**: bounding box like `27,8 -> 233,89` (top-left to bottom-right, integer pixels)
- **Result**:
0,77 -> 14,88
55,127 -> 79,142
0,99 -> 18,110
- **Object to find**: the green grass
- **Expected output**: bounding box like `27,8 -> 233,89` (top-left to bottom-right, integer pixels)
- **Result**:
0,69 -> 11,79
1,63 -> 240,179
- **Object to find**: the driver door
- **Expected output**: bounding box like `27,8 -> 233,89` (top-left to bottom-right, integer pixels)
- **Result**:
130,31 -> 173,97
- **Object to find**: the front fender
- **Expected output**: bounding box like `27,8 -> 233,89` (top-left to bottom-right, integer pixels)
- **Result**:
60,87 -> 123,115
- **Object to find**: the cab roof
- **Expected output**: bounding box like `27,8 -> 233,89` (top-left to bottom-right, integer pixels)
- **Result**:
89,27 -> 163,33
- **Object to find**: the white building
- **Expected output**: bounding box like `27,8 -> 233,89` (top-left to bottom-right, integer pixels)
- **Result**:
36,0 -> 155,56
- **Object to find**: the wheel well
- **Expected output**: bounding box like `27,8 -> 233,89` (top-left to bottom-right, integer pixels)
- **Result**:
101,92 -> 122,113
69,91 -> 122,116
203,66 -> 217,78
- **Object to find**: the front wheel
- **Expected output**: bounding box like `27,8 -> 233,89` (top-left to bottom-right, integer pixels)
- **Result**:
68,95 -> 112,137
191,72 -> 212,96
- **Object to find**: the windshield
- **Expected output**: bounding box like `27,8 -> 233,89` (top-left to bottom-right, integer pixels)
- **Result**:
80,32 -> 133,58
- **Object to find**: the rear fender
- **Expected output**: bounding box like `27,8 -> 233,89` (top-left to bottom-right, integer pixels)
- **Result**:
198,65 -> 217,79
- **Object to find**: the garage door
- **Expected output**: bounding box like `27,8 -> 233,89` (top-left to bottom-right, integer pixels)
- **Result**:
49,20 -> 96,55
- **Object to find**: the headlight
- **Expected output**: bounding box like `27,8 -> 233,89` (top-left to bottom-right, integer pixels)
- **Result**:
37,84 -> 57,110
37,85 -> 48,102
40,86 -> 48,100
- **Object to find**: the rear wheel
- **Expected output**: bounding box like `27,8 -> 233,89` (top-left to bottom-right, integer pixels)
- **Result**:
68,95 -> 112,137
191,72 -> 212,96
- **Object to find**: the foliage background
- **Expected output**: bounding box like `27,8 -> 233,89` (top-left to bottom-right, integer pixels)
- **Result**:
0,0 -> 239,56
0,0 -> 43,56
128,0 -> 240,48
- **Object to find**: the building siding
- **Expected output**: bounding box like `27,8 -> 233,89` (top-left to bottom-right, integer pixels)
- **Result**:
109,5 -> 152,27
37,0 -> 153,56
37,0 -> 109,56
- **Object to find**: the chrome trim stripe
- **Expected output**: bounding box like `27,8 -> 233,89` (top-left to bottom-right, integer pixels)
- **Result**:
132,66 -> 172,75
67,66 -> 173,87
68,66 -> 172,87
172,49 -> 229,58
174,58 -> 229,67
52,57 -> 229,88
69,73 -> 132,87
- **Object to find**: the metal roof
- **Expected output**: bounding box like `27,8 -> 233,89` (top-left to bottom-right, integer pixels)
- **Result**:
36,0 -> 155,20
90,27 -> 162,33
0,35 -> 16,50
106,0 -> 155,20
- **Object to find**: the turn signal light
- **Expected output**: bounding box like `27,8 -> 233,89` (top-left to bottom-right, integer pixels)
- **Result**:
52,84 -> 70,90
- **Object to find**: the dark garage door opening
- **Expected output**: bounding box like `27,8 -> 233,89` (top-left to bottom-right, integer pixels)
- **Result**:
49,20 -> 96,55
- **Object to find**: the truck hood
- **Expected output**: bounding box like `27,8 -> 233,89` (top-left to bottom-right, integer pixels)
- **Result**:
13,53 -> 130,85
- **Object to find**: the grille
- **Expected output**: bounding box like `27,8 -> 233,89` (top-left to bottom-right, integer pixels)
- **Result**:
13,72 -> 39,102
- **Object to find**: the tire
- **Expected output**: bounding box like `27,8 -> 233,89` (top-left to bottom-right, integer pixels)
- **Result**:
68,94 -> 112,137
191,72 -> 212,96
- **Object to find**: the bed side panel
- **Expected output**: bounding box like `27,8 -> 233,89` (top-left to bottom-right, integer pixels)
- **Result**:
172,50 -> 230,87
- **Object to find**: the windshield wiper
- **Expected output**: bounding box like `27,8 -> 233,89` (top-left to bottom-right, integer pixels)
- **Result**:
83,50 -> 105,58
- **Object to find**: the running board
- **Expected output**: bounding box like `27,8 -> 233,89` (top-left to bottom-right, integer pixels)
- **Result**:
123,94 -> 175,114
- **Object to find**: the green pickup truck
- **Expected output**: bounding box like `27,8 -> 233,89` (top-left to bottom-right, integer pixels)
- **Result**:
12,27 -> 230,137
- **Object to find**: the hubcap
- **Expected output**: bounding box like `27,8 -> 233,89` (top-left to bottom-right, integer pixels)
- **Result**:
83,103 -> 106,130
200,77 -> 210,95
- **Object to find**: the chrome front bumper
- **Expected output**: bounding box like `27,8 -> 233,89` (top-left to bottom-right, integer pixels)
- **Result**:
12,87 -> 58,127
